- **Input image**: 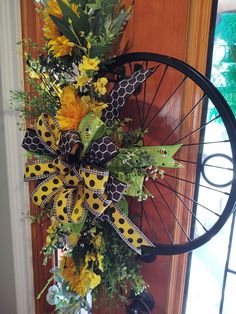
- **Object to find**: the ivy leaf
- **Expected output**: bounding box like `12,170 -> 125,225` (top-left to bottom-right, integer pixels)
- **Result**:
49,14 -> 78,43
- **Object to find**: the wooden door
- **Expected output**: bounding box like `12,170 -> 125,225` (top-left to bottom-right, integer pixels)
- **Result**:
20,1 -> 213,313
95,1 -> 213,314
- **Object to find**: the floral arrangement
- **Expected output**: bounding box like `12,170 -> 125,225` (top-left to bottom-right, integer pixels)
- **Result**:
12,0 -> 182,312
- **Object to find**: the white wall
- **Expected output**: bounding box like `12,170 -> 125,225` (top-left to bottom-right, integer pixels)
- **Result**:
0,0 -> 35,313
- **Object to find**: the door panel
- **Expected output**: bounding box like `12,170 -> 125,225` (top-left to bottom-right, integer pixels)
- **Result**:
20,1 -> 212,313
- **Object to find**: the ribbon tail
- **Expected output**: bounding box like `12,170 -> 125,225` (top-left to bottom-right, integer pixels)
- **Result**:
102,66 -> 157,125
106,203 -> 155,254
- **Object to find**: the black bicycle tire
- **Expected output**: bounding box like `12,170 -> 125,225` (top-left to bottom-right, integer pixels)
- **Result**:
105,52 -> 236,255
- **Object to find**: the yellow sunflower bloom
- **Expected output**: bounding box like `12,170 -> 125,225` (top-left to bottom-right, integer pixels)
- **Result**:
49,36 -> 75,58
43,0 -> 79,41
94,77 -> 108,95
79,56 -> 101,72
60,256 -> 101,297
56,86 -> 89,130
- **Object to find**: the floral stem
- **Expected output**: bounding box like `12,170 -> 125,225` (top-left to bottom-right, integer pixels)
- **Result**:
36,274 -> 54,300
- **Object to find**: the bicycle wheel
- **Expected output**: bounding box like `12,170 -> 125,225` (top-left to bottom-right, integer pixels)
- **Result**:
101,52 -> 236,255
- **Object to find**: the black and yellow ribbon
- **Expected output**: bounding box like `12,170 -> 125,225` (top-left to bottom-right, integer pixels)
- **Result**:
23,113 -> 155,254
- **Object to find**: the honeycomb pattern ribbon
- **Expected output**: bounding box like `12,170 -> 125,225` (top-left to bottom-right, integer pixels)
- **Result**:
22,113 -> 155,254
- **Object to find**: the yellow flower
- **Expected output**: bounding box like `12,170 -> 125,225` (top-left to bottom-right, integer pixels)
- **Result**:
56,86 -> 89,130
81,95 -> 107,117
49,36 -> 75,58
97,253 -> 104,272
75,74 -> 90,88
45,0 -> 79,19
92,232 -> 104,249
87,42 -> 91,49
60,256 -> 101,297
79,56 -> 100,72
44,15 -> 60,40
43,0 -> 79,41
94,77 -> 108,95
67,233 -> 79,247
47,219 -> 59,234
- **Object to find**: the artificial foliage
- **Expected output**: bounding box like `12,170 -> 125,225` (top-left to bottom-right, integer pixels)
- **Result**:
13,1 -> 182,313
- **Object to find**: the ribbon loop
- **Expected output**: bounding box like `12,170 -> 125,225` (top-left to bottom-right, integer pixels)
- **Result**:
35,113 -> 59,155
86,136 -> 118,165
31,174 -> 64,208
24,160 -> 58,181
22,128 -> 57,157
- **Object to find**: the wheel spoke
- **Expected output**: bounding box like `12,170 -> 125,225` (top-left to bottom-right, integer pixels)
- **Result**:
160,178 -> 208,232
141,201 -> 158,244
161,94 -> 207,145
164,173 -> 230,195
181,139 -> 230,147
156,178 -> 221,217
176,158 -> 233,171
142,64 -> 168,128
151,180 -> 192,241
176,114 -> 220,144
142,188 -> 174,244
143,75 -> 187,130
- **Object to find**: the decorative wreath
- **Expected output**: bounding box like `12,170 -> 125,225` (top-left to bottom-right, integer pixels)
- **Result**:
13,0 -> 182,312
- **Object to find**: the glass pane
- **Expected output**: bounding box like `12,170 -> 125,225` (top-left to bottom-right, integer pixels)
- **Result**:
185,1 -> 236,313
186,217 -> 232,314
223,273 -> 236,314
229,216 -> 236,271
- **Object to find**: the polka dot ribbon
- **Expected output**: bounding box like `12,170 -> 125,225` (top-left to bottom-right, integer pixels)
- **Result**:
22,113 -> 155,254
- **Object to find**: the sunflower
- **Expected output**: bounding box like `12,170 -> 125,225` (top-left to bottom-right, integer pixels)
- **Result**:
60,255 -> 101,297
56,86 -> 89,130
43,0 -> 79,56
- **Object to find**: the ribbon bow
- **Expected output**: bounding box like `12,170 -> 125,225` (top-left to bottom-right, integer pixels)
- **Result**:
23,113 -> 155,254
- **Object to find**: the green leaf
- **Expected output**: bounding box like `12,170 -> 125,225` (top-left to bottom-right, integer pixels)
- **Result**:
87,0 -> 102,10
75,8 -> 90,36
57,0 -> 90,37
71,0 -> 86,7
49,14 -> 78,43
71,211 -> 87,234
118,197 -> 129,216
110,7 -> 131,35
72,246 -> 80,271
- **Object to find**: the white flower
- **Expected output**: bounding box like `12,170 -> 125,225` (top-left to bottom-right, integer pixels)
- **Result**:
46,285 -> 60,305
